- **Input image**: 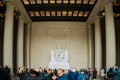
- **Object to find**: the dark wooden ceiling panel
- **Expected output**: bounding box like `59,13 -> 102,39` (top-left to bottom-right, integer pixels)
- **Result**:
32,16 -> 87,21
25,4 -> 93,11
21,0 -> 97,22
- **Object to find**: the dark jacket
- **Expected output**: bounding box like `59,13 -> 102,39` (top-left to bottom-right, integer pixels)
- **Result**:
57,74 -> 68,80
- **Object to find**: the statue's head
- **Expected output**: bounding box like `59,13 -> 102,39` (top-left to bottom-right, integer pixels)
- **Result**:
58,44 -> 61,48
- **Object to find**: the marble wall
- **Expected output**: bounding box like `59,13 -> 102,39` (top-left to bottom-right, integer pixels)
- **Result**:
31,22 -> 88,69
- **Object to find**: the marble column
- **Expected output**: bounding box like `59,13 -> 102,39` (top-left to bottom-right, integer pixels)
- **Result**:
17,16 -> 24,67
3,2 -> 14,72
95,16 -> 102,71
88,24 -> 94,68
105,1 -> 116,68
26,24 -> 31,68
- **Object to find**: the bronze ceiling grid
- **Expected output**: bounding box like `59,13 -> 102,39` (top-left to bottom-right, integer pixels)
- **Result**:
0,0 -> 120,21
21,0 -> 97,21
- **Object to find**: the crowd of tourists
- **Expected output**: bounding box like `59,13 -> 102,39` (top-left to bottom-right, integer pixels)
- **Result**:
1,65 -> 120,80
17,66 -> 120,80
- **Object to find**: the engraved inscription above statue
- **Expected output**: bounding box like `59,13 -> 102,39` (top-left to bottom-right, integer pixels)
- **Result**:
50,44 -> 68,63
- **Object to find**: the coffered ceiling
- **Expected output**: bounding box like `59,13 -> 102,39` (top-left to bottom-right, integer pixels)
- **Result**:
21,0 -> 97,21
0,0 -> 120,22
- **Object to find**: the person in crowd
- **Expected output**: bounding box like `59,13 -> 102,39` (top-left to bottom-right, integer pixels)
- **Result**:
3,65 -> 11,80
43,68 -> 50,80
87,68 -> 92,80
113,67 -> 120,80
44,68 -> 54,80
77,69 -> 86,80
51,73 -> 57,80
92,68 -> 97,80
68,68 -> 78,80
104,67 -> 109,80
54,68 -> 57,76
100,68 -> 105,80
117,68 -> 120,80
22,68 -> 30,80
44,69 -> 57,80
44,68 -> 48,75
18,67 -> 28,80
57,68 -> 68,80
38,67 -> 45,80
29,69 -> 40,80
107,67 -> 114,80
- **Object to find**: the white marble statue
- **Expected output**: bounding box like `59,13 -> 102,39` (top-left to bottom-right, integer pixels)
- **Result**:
50,44 -> 68,63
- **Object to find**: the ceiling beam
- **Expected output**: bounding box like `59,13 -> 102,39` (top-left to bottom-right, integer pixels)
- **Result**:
31,16 -> 87,22
24,4 -> 93,11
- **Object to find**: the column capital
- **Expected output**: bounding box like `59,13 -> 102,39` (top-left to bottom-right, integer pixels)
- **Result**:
95,15 -> 101,20
18,15 -> 25,24
106,0 -> 117,5
18,14 -> 29,24
93,14 -> 101,25
27,22 -> 32,26
2,0 -> 14,5
87,19 -> 95,25
96,11 -> 102,18
87,24 -> 93,29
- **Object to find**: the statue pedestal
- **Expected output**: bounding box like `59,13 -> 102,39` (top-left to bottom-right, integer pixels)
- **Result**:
49,62 -> 70,70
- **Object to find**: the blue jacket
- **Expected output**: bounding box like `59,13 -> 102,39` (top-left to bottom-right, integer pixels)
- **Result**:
77,74 -> 86,80
57,74 -> 68,80
68,71 -> 78,80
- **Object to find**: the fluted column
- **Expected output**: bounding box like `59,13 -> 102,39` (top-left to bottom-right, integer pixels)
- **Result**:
95,16 -> 102,72
26,24 -> 31,68
88,24 -> 94,68
3,2 -> 14,72
105,1 -> 116,68
17,16 -> 24,67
